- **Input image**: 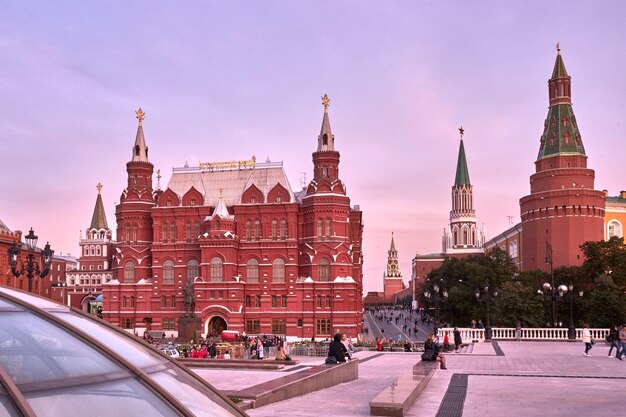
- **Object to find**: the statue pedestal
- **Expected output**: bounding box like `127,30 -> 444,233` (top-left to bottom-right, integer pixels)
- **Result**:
178,315 -> 202,343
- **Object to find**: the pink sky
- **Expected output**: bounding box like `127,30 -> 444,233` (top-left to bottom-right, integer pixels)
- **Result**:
1,2 -> 625,293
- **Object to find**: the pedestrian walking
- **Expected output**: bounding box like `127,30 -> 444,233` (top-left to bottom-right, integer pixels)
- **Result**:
515,321 -> 522,342
617,323 -> 626,361
607,325 -> 620,358
582,323 -> 593,357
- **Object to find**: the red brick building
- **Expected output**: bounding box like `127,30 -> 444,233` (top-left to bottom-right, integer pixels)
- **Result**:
102,98 -> 364,340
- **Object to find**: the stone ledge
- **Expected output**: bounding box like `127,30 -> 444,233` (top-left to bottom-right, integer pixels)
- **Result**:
229,358 -> 359,408
179,357 -> 299,370
369,361 -> 437,417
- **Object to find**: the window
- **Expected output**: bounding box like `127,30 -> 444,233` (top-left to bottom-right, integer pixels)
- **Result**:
272,319 -> 286,335
281,219 -> 287,240
121,318 -> 135,329
271,219 -> 278,240
161,296 -> 167,307
272,295 -> 278,308
317,295 -> 322,308
246,220 -> 252,241
96,246 -> 101,256
255,220 -> 262,240
122,296 -> 127,308
90,245 -> 95,256
210,257 -> 223,282
608,220 -> 623,238
297,319 -> 303,327
123,262 -> 135,283
247,259 -> 259,283
130,296 -> 135,307
316,319 -> 331,336
132,225 -> 138,242
194,222 -> 200,241
322,166 -> 328,176
187,259 -> 199,281
245,295 -> 251,308
186,222 -> 192,242
255,295 -> 261,307
325,219 -> 331,239
163,260 -> 175,284
163,319 -> 176,331
318,258 -> 330,282
272,258 -> 285,283
162,224 -> 168,243
281,296 -> 287,308
246,319 -> 261,334
170,223 -> 177,243
125,225 -> 131,242
219,291 -> 224,299
317,220 -> 323,238
170,296 -> 176,307
326,296 -> 331,308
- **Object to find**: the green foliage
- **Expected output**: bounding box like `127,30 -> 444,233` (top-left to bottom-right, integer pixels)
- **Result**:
586,276 -> 626,327
580,237 -> 626,290
492,281 -> 545,327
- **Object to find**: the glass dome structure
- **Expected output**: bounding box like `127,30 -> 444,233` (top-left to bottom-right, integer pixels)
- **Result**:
0,286 -> 247,417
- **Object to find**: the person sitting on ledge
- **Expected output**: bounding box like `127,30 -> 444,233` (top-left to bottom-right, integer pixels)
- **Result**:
223,350 -> 231,360
423,334 -> 447,370
327,333 -> 347,363
275,341 -> 291,361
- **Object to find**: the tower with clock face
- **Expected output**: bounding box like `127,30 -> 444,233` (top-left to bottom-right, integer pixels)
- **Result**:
383,233 -> 403,300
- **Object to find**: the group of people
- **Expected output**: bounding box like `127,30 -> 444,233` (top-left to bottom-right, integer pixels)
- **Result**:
586,322 -> 626,359
326,333 -> 356,363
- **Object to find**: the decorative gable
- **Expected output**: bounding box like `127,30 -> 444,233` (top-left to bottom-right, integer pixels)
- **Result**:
182,186 -> 204,207
157,188 -> 180,207
242,184 -> 264,204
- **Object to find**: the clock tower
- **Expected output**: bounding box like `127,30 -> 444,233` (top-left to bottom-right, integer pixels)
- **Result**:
383,233 -> 403,300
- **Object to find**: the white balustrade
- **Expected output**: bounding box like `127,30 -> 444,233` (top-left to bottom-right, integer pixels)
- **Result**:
438,327 -> 609,342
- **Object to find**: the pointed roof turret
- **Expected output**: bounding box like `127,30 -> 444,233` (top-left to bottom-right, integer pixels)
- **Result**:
132,108 -> 149,162
208,189 -> 234,221
551,43 -> 569,79
89,183 -> 109,230
317,94 -> 335,151
389,232 -> 397,253
454,127 -> 471,186
537,45 -> 585,160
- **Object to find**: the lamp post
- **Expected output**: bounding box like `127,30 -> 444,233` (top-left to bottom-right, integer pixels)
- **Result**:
424,283 -> 448,335
475,285 -> 498,341
7,228 -> 54,293
538,283 -> 567,328
544,242 -> 556,327
567,284 -> 584,340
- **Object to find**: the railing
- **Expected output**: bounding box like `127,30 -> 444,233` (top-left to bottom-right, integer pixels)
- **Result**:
438,327 -> 610,343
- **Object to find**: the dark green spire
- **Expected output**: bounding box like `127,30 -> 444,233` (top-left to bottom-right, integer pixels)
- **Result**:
454,131 -> 471,186
537,46 -> 586,160
90,183 -> 109,230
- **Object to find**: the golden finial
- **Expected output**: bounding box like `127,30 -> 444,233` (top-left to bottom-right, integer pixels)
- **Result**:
459,126 -> 464,139
96,183 -> 103,194
556,42 -> 560,55
219,188 -> 224,198
135,108 -> 145,126
321,94 -> 330,113
156,169 -> 161,181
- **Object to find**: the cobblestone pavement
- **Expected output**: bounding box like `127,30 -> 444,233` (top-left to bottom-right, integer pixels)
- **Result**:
193,341 -> 626,417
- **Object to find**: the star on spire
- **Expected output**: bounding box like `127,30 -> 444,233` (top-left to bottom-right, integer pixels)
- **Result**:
322,94 -> 330,113
96,182 -> 103,194
459,126 -> 464,139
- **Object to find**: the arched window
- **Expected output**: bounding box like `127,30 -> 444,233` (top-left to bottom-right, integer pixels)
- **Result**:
255,220 -> 262,240
194,221 -> 200,241
325,219 -> 331,239
96,246 -> 101,256
125,224 -> 131,242
187,259 -> 199,281
210,257 -> 223,282
271,219 -> 278,240
132,224 -> 138,242
162,223 -> 168,243
272,258 -> 285,283
317,220 -> 323,238
84,246 -> 89,256
509,240 -> 518,259
123,262 -> 135,284
280,219 -> 288,240
247,259 -> 259,283
318,258 -> 330,282
163,260 -> 175,284
90,245 -> 95,256
608,220 -> 623,238
246,220 -> 252,241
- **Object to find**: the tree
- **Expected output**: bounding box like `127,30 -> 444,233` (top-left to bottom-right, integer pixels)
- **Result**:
492,281 -> 545,327
580,237 -> 626,290
586,275 -> 626,328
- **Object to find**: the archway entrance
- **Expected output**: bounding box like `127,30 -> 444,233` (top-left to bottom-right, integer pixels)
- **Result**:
206,316 -> 227,337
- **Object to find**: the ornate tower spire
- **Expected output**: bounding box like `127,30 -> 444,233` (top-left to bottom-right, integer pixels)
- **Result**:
317,94 -> 334,151
383,232 -> 402,299
443,127 -> 484,254
537,45 -> 585,160
132,108 -> 149,162
90,183 -> 108,230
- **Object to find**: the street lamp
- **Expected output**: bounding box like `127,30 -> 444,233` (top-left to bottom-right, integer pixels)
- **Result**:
424,283 -> 448,335
7,228 -> 54,293
538,283 -> 566,327
475,285 -> 498,341
567,284 -> 584,340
